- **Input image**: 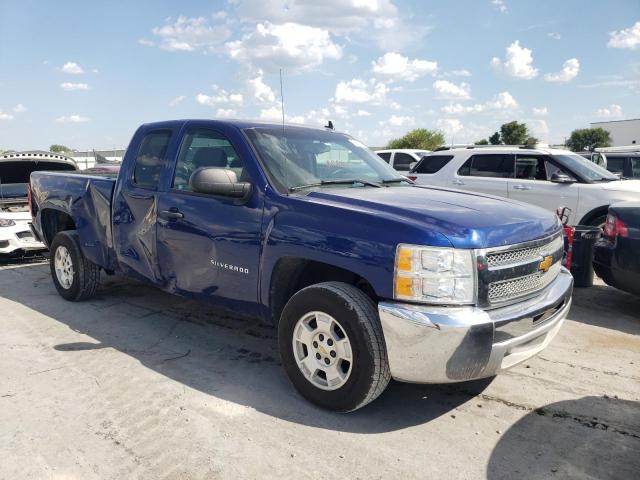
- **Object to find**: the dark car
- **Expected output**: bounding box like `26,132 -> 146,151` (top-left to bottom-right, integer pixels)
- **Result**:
593,201 -> 640,295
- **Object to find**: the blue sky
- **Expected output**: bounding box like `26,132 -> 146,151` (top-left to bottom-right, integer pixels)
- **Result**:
1,0 -> 639,150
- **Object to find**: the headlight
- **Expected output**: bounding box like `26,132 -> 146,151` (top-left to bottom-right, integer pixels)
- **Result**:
0,218 -> 16,227
394,244 -> 476,304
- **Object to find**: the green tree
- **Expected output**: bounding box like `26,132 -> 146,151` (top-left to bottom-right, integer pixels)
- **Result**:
566,128 -> 612,152
50,144 -> 72,153
387,128 -> 445,150
500,121 -> 529,145
474,139 -> 489,145
489,132 -> 502,145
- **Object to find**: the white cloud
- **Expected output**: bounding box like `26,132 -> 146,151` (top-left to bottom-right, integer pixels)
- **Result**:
215,108 -> 236,118
55,115 -> 89,123
445,69 -> 472,77
92,68 -> 99,73
226,22 -> 342,73
532,106 -> 548,116
441,91 -> 518,114
12,104 -> 27,113
387,115 -> 415,127
169,95 -> 185,107
436,118 -> 464,137
0,111 -> 14,120
151,15 -> 231,52
547,32 -> 561,40
433,80 -> 471,100
371,52 -> 437,82
491,0 -> 507,14
608,21 -> 640,50
60,82 -> 89,91
61,61 -> 84,74
334,78 -> 388,104
247,71 -> 276,103
259,106 -> 283,121
544,58 -> 580,83
595,104 -> 623,118
196,86 -> 243,107
491,41 -> 538,79
355,109 -> 371,117
529,119 -> 549,140
139,39 -> 155,47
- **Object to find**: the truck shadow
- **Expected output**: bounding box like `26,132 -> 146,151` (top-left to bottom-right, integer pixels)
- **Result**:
0,264 -> 501,433
487,396 -> 640,480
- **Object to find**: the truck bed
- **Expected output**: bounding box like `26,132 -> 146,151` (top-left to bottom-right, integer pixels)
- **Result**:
30,171 -> 117,268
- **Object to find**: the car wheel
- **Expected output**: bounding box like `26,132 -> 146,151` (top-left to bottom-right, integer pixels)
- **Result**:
278,281 -> 390,412
50,231 -> 100,301
590,214 -> 607,231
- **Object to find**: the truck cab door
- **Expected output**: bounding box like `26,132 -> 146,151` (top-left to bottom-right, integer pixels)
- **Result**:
112,128 -> 176,284
156,126 -> 263,316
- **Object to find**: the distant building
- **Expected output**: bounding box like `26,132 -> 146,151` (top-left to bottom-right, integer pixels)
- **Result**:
70,149 -> 125,170
590,119 -> 640,147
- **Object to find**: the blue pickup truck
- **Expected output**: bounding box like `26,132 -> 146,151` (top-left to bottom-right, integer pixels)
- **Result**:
30,119 -> 573,411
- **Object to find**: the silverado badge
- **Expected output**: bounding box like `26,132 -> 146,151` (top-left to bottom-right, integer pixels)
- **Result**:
539,255 -> 553,273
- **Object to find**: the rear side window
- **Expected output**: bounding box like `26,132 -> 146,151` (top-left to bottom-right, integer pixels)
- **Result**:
392,152 -> 414,171
414,155 -> 453,174
133,130 -> 172,189
458,154 -> 514,178
515,154 -> 548,180
606,156 -> 625,174
377,152 -> 391,163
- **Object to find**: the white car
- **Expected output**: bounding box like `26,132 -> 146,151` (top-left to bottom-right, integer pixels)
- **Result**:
1,151 -> 77,255
375,149 -> 431,172
408,145 -> 640,227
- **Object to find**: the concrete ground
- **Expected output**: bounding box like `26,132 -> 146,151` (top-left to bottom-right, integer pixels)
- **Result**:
0,259 -> 638,480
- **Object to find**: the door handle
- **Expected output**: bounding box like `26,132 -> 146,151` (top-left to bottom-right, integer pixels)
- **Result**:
452,179 -> 465,185
159,208 -> 184,220
513,185 -> 532,190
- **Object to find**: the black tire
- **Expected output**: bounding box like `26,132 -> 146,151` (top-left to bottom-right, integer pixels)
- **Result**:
50,231 -> 100,301
278,281 -> 390,412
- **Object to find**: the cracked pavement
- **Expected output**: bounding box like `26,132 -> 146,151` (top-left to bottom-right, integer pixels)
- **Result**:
0,261 -> 638,479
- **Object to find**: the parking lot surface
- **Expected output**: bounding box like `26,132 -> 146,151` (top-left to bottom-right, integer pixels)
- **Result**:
1,260 -> 638,480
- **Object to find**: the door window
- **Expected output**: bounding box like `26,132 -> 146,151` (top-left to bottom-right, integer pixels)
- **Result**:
173,129 -> 245,192
515,154 -> 548,180
458,154 -> 514,178
606,157 -> 625,175
414,155 -> 454,174
631,158 -> 640,178
133,130 -> 172,189
377,152 -> 392,163
392,152 -> 414,171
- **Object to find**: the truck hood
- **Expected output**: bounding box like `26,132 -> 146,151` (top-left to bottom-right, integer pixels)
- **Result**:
303,185 -> 560,249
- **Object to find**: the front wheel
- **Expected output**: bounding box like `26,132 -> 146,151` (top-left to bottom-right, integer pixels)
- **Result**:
50,231 -> 100,301
278,282 -> 390,412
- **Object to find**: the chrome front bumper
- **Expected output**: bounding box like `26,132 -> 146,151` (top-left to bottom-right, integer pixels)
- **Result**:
378,267 -> 573,383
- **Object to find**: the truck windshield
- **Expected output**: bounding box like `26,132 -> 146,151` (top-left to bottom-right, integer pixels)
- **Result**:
552,153 -> 619,182
244,127 -> 405,192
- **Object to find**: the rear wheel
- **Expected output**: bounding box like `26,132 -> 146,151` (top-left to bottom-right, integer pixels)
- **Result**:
50,231 -> 100,301
278,282 -> 390,412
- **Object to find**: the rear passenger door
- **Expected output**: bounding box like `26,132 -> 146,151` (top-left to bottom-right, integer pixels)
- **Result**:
508,154 -> 579,215
453,153 -> 513,197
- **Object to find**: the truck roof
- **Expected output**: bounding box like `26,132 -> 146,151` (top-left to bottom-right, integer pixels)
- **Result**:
140,118 -> 338,133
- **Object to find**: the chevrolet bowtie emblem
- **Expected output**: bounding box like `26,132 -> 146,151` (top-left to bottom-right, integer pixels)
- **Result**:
539,255 -> 553,273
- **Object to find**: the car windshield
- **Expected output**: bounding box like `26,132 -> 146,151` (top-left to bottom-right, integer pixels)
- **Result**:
244,127 -> 405,192
552,153 -> 619,182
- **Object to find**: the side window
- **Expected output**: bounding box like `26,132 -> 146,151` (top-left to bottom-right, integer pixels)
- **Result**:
515,154 -> 548,180
393,152 -> 414,171
377,152 -> 392,163
415,155 -> 454,174
133,130 -> 172,189
631,158 -> 640,178
606,157 -> 625,174
459,154 -> 514,178
173,129 -> 245,192
545,161 -> 576,181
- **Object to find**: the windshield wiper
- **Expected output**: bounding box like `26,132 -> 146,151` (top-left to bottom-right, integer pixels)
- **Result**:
380,178 -> 412,184
289,179 -> 382,192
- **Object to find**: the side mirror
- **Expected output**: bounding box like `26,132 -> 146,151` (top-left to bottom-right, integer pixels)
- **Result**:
550,172 -> 576,184
409,161 -> 418,170
189,168 -> 251,198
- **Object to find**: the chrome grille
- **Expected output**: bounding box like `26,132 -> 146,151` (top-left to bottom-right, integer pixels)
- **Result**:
489,262 -> 561,303
483,233 -> 564,305
487,235 -> 564,268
